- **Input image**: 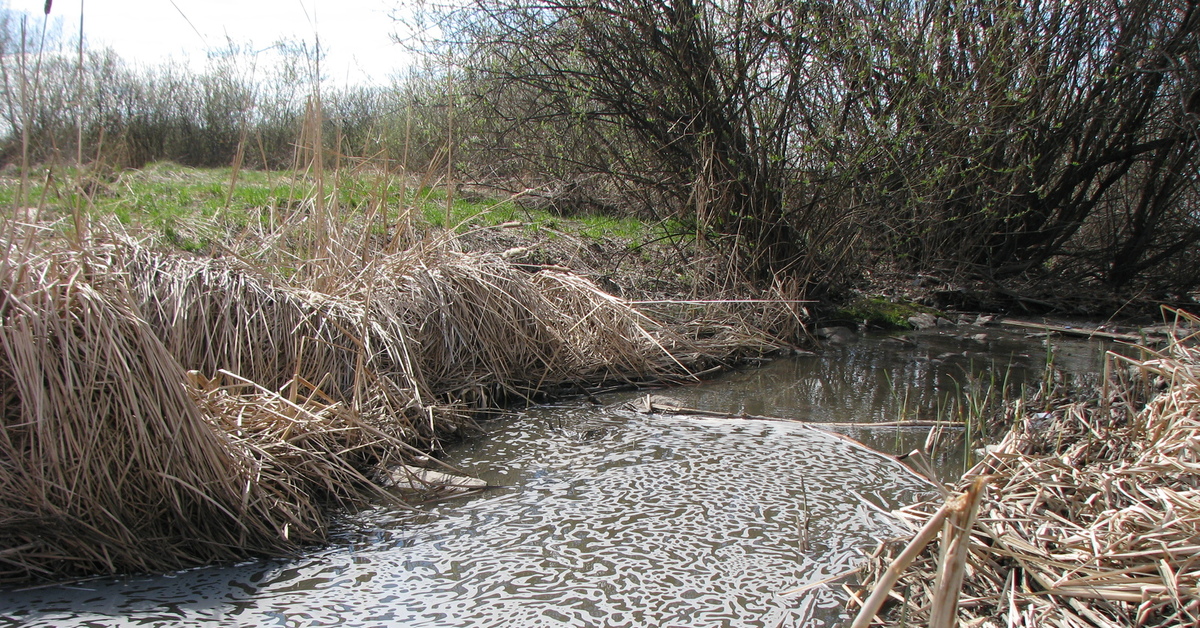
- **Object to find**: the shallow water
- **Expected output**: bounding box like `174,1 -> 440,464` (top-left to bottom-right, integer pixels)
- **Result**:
651,326 -> 1111,476
0,327 -> 1110,628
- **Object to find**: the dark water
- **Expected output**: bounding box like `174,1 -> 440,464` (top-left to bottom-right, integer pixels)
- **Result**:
0,327 -> 1110,628
653,326 -> 1112,476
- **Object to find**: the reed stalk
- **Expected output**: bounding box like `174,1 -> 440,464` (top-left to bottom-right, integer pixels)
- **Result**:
389,102 -> 414,253
72,0 -> 87,244
852,309 -> 1200,627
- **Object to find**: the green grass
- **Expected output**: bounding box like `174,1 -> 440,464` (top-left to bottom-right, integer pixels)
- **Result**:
576,213 -> 646,240
1,162 -> 672,253
417,189 -> 518,229
405,185 -> 669,244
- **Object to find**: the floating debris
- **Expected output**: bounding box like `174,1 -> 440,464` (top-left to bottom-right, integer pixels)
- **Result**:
389,465 -> 488,497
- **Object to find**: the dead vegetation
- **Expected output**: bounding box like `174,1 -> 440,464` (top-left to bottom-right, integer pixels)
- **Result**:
851,309 -> 1200,627
0,215 -> 743,584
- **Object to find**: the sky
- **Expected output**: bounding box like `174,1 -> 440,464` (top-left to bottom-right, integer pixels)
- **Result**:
7,0 -> 415,85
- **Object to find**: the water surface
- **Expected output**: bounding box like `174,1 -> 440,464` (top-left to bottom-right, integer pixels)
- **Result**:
0,326 -> 1109,627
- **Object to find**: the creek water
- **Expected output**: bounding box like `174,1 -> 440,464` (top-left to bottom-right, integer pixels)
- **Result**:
0,327 -> 1110,628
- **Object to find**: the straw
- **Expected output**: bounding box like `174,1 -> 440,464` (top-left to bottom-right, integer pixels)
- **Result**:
0,223 -> 707,582
851,309 -> 1200,627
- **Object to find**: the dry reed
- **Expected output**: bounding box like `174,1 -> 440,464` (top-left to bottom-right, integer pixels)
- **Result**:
851,309 -> 1200,627
363,247 -> 697,406
0,242 -> 309,582
0,218 -> 700,583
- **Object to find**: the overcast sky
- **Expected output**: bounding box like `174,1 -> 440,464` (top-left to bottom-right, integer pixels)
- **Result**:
7,0 -> 413,84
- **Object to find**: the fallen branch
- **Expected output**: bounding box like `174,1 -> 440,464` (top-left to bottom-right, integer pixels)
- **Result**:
999,318 -> 1142,342
634,398 -> 965,429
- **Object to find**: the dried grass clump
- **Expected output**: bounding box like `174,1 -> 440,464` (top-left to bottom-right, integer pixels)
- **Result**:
118,243 -> 445,446
852,310 -> 1200,627
626,275 -> 811,359
186,370 -> 417,516
0,225 -> 698,583
122,237 -> 691,414
0,248 -> 318,583
373,249 -> 694,406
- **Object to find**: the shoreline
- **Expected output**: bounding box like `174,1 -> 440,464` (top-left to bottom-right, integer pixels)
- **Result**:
849,309 -> 1200,627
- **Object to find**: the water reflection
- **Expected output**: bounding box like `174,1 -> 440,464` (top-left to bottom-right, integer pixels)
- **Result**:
659,328 -> 1107,422
646,328 -> 1110,477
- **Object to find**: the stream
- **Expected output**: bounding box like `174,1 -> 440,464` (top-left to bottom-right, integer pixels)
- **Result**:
0,327 -> 1111,627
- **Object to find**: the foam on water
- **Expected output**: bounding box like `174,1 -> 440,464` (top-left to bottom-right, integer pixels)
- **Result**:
3,329 -> 1110,627
1,409 -> 931,628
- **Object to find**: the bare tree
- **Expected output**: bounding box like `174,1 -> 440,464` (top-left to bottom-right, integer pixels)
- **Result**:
434,0 -> 853,285
429,0 -> 1200,303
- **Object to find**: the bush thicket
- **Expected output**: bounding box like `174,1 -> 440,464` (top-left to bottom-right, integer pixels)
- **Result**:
432,0 -> 1200,304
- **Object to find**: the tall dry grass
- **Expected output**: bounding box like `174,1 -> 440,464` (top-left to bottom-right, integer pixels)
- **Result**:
0,238 -> 312,581
0,2 -> 725,583
389,251 -> 693,404
0,211 -> 699,582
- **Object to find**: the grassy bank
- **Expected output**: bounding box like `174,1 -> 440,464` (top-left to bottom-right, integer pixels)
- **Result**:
849,309 -> 1200,627
6,0 -> 1198,316
0,163 -> 662,251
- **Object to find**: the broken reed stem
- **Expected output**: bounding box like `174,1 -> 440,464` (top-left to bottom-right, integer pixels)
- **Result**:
850,499 -> 957,628
928,476 -> 989,628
